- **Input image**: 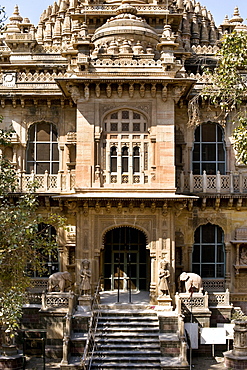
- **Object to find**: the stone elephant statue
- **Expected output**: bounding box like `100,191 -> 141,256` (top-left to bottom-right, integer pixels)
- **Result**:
179,272 -> 203,293
47,271 -> 73,292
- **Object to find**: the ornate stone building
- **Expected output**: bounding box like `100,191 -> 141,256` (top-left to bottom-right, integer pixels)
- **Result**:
1,1 -> 247,364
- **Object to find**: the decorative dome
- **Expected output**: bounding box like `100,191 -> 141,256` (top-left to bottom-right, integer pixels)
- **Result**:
91,1 -> 159,54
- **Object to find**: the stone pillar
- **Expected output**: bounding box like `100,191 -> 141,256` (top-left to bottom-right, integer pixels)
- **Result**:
225,242 -> 232,289
224,320 -> 247,369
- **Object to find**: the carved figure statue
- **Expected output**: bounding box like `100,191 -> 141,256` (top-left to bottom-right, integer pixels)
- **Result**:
48,271 -> 73,292
179,272 -> 202,293
240,247 -> 247,265
80,259 -> 91,295
158,259 -> 170,296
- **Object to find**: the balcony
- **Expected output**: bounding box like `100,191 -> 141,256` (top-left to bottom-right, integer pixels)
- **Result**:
177,171 -> 247,194
14,170 -> 75,193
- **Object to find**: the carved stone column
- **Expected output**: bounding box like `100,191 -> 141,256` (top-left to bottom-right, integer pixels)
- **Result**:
225,242 -> 232,289
224,320 -> 247,369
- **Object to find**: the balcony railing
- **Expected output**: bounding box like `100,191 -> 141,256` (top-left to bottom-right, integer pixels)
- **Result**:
178,171 -> 247,194
14,170 -> 75,193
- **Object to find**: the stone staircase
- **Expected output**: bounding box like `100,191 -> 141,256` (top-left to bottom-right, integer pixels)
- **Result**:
89,306 -> 189,370
60,300 -> 189,370
91,307 -> 161,370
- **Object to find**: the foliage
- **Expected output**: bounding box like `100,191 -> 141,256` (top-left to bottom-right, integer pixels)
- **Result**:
0,127 -> 66,336
0,6 -> 6,33
201,31 -> 247,164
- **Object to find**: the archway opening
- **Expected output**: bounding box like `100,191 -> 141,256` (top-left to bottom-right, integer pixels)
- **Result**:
101,227 -> 150,291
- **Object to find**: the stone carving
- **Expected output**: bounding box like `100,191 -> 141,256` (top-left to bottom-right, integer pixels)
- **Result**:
179,272 -> 202,293
240,247 -> 247,265
158,259 -> 170,296
47,271 -> 73,292
80,259 -> 92,295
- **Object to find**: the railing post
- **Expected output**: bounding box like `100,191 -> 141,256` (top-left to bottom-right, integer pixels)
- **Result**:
41,292 -> 46,311
180,171 -> 184,192
202,170 -> 207,192
66,170 -> 71,191
17,169 -> 21,192
175,292 -> 182,315
239,171 -> 243,193
189,171 -> 193,193
204,291 -> 209,309
31,170 -> 35,184
44,170 -> 48,191
230,171 -> 234,193
225,288 -> 230,306
58,170 -> 63,191
216,171 -> 221,193
61,335 -> 69,365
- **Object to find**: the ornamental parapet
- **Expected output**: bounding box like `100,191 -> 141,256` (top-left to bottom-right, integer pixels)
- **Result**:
14,170 -> 75,193
177,171 -> 247,194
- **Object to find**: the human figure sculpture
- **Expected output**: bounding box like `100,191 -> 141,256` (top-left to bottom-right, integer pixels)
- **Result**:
158,259 -> 170,296
240,247 -> 247,265
179,272 -> 202,293
80,259 -> 91,295
47,271 -> 73,292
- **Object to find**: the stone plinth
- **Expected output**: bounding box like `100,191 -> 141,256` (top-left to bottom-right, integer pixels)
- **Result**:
157,295 -> 173,310
78,295 -> 92,311
0,350 -> 23,370
224,320 -> 247,369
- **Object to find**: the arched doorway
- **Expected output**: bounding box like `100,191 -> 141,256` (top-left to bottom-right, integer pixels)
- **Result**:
101,227 -> 150,291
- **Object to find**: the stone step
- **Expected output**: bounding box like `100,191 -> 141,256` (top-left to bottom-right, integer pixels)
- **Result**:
92,356 -> 161,363
99,309 -> 157,316
97,327 -> 159,333
98,316 -> 159,326
99,314 -> 158,322
95,332 -> 159,338
95,343 -> 160,349
93,350 -> 161,356
91,364 -> 161,370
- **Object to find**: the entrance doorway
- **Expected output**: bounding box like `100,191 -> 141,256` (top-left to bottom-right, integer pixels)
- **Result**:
102,227 -> 150,291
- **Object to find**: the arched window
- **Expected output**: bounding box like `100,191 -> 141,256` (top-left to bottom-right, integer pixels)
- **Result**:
121,146 -> 129,173
192,224 -> 225,278
133,146 -> 140,173
110,146 -> 117,173
192,123 -> 226,175
26,122 -> 59,174
27,224 -> 59,278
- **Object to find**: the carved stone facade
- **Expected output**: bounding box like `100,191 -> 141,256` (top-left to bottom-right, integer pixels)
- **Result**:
1,1 -> 247,314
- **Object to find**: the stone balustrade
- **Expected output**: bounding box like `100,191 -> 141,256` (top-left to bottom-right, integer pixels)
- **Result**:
178,171 -> 247,194
175,289 -> 231,314
15,170 -> 75,193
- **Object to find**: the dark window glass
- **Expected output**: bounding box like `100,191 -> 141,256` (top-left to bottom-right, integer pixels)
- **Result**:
122,111 -> 129,119
133,123 -> 140,131
36,123 -> 50,141
122,123 -> 129,131
192,224 -> 225,279
111,123 -> 118,131
202,123 -> 216,142
36,143 -> 50,161
192,123 -> 226,175
26,123 -> 59,174
110,146 -> 117,172
192,245 -> 200,262
133,112 -> 140,119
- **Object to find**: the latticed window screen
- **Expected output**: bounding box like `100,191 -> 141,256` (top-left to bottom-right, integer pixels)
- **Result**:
104,110 -> 148,179
192,223 -> 225,278
192,123 -> 226,175
26,122 -> 59,174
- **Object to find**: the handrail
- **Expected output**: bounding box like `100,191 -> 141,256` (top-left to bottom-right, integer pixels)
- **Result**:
81,277 -> 102,370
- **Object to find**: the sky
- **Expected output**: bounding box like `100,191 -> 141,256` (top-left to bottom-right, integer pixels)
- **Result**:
1,0 -> 247,27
